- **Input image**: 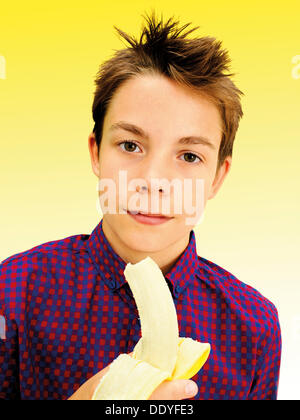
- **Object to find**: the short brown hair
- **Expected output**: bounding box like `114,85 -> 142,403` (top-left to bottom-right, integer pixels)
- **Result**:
92,10 -> 243,172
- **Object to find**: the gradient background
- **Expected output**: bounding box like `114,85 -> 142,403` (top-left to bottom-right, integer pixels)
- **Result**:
0,0 -> 299,399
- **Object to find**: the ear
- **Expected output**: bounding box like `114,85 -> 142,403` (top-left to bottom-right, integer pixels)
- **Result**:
88,132 -> 100,178
207,156 -> 232,200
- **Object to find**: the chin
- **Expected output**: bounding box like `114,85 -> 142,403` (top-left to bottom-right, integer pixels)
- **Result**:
117,214 -> 176,250
103,213 -> 184,253
121,223 -> 172,253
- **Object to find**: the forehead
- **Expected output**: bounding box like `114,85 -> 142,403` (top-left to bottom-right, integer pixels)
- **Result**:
103,73 -> 223,147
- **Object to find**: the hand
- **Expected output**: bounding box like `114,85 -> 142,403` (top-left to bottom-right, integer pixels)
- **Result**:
68,352 -> 198,400
67,360 -> 113,400
148,379 -> 198,400
68,352 -> 135,400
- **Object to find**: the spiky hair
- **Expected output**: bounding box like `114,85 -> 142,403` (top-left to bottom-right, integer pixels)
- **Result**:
92,10 -> 243,170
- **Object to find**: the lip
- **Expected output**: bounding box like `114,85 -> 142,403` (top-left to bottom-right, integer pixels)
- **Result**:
126,210 -> 173,225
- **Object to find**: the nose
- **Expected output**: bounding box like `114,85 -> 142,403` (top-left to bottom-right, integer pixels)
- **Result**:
135,153 -> 172,195
136,185 -> 163,193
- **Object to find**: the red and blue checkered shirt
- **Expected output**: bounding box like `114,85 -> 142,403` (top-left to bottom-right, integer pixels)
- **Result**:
0,218 -> 281,400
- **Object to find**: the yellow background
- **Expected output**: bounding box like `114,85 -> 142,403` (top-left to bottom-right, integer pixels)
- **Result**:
0,0 -> 299,399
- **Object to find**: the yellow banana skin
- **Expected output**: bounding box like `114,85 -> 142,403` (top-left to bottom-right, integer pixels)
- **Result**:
92,256 -> 210,400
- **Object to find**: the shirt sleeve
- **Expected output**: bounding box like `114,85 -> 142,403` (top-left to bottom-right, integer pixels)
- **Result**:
0,259 -> 21,400
247,306 -> 282,400
0,313 -> 21,400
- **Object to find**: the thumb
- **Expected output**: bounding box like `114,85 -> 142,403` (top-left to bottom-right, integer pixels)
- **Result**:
149,379 -> 198,400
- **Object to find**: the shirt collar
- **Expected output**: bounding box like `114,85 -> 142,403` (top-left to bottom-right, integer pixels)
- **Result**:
86,218 -> 199,298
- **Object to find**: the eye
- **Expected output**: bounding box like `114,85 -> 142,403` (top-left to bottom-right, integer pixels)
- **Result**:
180,152 -> 202,164
118,140 -> 141,153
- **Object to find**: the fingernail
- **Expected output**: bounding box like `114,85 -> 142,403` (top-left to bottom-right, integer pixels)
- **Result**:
185,381 -> 197,396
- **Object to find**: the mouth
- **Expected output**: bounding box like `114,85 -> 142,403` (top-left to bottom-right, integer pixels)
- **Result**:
125,209 -> 173,225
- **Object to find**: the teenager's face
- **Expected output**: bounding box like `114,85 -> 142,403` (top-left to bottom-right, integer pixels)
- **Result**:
89,73 -> 231,253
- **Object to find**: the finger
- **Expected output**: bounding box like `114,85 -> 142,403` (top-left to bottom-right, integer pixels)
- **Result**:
148,379 -> 198,400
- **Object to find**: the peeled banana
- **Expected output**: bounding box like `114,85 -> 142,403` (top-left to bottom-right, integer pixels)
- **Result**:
92,256 -> 210,400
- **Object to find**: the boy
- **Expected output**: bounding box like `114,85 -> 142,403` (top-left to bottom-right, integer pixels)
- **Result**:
0,11 -> 281,400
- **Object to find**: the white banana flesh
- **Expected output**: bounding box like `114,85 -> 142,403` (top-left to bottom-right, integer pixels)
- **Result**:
92,256 -> 210,400
126,256 -> 179,376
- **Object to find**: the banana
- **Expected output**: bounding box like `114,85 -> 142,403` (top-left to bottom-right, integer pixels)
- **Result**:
126,256 -> 179,376
92,256 -> 210,400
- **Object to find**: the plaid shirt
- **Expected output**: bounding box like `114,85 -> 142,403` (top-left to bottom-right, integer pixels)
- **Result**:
0,218 -> 281,400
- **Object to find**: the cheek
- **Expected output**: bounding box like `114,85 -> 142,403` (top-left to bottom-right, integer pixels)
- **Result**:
182,173 -> 209,206
99,164 -> 117,181
99,145 -> 130,181
97,149 -> 120,213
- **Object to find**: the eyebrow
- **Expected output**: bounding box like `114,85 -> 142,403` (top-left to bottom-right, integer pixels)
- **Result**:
109,121 -> 216,150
